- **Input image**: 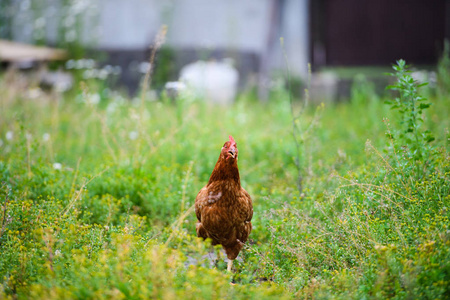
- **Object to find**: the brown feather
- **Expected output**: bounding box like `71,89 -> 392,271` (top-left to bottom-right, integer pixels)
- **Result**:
194,137 -> 253,260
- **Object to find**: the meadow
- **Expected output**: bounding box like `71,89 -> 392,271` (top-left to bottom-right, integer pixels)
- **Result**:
0,59 -> 449,299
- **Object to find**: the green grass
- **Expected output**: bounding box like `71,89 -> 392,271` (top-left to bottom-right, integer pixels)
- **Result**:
0,65 -> 449,299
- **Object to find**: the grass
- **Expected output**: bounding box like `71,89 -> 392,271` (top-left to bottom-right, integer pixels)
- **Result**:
0,60 -> 449,299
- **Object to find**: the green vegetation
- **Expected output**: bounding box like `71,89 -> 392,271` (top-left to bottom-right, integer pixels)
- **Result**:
0,59 -> 449,299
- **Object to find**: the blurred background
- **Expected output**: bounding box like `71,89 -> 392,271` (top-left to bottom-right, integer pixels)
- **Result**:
1,2 -> 450,297
0,0 -> 448,101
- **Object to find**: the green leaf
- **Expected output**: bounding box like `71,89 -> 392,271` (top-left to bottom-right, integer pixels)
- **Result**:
426,136 -> 435,143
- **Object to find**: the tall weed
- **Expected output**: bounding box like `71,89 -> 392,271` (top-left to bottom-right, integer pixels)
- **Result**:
385,59 -> 435,179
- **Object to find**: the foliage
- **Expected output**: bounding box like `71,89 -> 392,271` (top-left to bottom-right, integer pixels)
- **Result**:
385,59 -> 435,174
152,46 -> 177,91
0,58 -> 449,299
281,38 -> 323,194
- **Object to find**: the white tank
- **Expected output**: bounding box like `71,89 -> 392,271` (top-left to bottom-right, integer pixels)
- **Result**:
179,59 -> 239,105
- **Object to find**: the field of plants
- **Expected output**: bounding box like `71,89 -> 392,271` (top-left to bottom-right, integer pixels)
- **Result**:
0,58 -> 449,299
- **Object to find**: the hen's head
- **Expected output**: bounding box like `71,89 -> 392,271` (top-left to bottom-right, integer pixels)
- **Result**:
221,135 -> 238,160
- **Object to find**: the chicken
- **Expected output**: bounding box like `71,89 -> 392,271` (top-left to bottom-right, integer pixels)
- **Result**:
195,135 -> 253,272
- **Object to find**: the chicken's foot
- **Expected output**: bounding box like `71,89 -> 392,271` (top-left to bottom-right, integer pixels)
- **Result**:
227,259 -> 233,272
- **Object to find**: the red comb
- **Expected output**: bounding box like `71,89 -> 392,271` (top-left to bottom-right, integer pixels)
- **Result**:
229,135 -> 236,146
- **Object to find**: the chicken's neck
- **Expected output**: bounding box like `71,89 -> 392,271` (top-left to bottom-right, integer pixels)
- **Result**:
207,157 -> 241,187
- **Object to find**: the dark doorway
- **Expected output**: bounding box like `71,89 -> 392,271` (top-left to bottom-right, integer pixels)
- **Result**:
310,0 -> 447,67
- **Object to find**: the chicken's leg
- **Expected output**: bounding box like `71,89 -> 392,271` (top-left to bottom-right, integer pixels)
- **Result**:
227,259 -> 233,272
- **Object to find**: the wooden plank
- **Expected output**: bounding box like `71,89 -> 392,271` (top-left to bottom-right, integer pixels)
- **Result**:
0,39 -> 67,62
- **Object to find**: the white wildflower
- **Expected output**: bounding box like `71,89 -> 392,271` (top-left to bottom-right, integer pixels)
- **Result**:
55,249 -> 62,256
79,59 -> 95,69
128,131 -> 138,140
83,69 -> 94,79
103,65 -> 113,74
130,111 -> 140,120
27,88 -> 42,99
53,163 -> 62,170
139,62 -> 151,74
65,30 -> 76,43
106,102 -> 117,114
5,131 -> 13,141
76,59 -> 85,69
87,93 -> 101,105
66,59 -> 75,69
43,133 -> 50,142
98,69 -> 108,80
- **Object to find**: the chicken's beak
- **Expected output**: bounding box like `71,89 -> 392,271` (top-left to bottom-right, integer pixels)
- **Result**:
228,148 -> 236,159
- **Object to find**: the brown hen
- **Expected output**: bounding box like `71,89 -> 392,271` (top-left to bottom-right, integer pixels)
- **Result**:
195,135 -> 253,272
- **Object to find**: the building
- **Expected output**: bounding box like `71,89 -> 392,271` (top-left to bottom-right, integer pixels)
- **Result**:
1,0 -> 448,95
